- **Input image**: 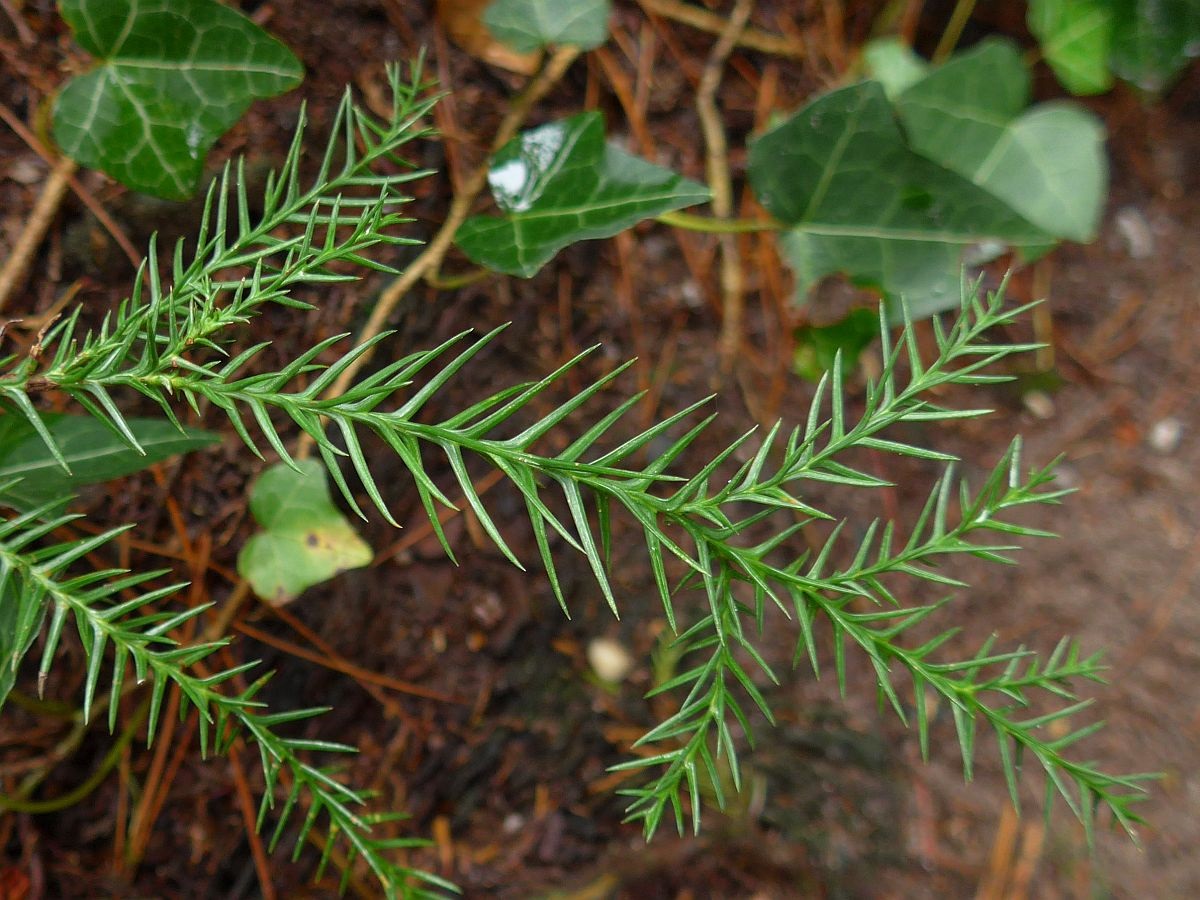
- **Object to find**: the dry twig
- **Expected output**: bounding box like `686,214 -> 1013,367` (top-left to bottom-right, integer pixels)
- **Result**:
228,742 -> 279,900
0,102 -> 141,270
638,0 -> 804,59
697,0 -> 753,371
0,0 -> 35,46
0,156 -> 75,313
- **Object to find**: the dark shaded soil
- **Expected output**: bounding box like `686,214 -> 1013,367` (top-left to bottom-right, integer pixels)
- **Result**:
2,2 -> 1199,898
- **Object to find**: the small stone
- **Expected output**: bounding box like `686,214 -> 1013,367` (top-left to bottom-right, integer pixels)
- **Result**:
8,157 -> 45,185
1114,206 -> 1154,260
1022,390 -> 1055,420
586,637 -> 634,683
1148,417 -> 1183,454
1052,464 -> 1079,490
430,627 -> 447,653
680,280 -> 702,308
963,239 -> 1005,266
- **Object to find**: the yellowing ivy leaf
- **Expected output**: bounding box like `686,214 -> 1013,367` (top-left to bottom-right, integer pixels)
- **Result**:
238,460 -> 372,606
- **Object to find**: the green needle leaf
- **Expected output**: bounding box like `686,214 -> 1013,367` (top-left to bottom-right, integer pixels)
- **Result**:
0,578 -> 47,710
237,459 -> 373,605
456,111 -> 710,277
53,0 -> 304,199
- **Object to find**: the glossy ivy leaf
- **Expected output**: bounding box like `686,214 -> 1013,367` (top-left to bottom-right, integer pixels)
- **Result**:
0,413 -> 219,510
53,0 -> 303,200
749,81 -> 1048,318
862,37 -> 928,98
1027,0 -> 1116,94
456,112 -> 710,277
484,0 -> 612,52
238,460 -> 372,606
895,39 -> 1107,243
1029,0 -> 1199,94
1109,0 -> 1200,92
792,308 -> 879,383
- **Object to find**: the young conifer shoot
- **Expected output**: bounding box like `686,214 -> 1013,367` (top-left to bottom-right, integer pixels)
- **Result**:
0,62 -> 1150,897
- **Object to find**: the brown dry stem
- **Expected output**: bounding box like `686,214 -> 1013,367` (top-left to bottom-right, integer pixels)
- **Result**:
0,155 -> 75,313
0,102 -> 141,271
638,0 -> 804,59
698,0 -> 753,372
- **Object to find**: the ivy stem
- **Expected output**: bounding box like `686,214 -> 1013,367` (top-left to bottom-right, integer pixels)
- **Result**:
932,0 -> 977,64
0,698 -> 149,813
427,266 -> 492,291
656,210 -> 784,234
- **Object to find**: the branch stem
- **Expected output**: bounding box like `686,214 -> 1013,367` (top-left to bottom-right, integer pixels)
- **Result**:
656,210 -> 782,233
0,156 -> 76,313
696,0 -> 753,372
932,0 -> 976,64
637,0 -> 805,58
0,698 -> 148,813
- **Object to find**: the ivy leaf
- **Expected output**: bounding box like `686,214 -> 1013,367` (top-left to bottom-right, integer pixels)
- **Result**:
792,308 -> 880,383
895,39 -> 1108,243
238,460 -> 372,606
1108,0 -> 1200,92
0,413 -> 219,511
456,112 -> 710,277
53,0 -> 304,200
484,0 -> 612,52
862,37 -> 929,98
748,81 -> 1048,318
1027,0 -> 1116,94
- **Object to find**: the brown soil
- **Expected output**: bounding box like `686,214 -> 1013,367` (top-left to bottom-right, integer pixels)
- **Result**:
1,2 -> 1198,898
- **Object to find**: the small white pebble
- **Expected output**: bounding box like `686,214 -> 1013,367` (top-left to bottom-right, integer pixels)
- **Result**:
1115,206 -> 1155,259
430,627 -> 447,654
587,637 -> 634,683
502,813 -> 525,833
8,158 -> 45,185
1022,390 -> 1055,420
963,239 -> 1005,266
680,280 -> 702,308
1149,417 -> 1183,454
1052,464 -> 1079,489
